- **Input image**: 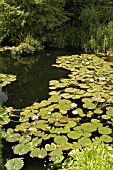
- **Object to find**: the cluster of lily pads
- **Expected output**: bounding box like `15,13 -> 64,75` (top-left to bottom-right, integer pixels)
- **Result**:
0,73 -> 17,169
0,74 -> 16,87
3,54 -> 113,164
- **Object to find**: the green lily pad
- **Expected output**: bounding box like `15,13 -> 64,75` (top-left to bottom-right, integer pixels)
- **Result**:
100,135 -> 112,143
66,120 -> 77,128
65,87 -> 78,93
81,123 -> 97,132
59,104 -> 71,111
72,142 -> 81,149
67,131 -> 81,139
48,96 -> 61,103
5,158 -> 24,170
13,143 -> 31,155
72,108 -> 85,117
61,142 -> 72,150
106,109 -> 113,117
101,115 -> 111,120
98,127 -> 112,135
78,137 -> 92,145
61,93 -> 72,99
30,148 -> 47,158
45,143 -> 56,151
0,116 -> 10,125
83,102 -> 96,109
19,136 -> 31,144
31,137 -> 42,147
15,122 -> 31,132
94,109 -> 103,114
82,98 -> 92,103
49,148 -> 63,162
91,119 -> 100,124
81,131 -> 92,137
54,135 -> 68,144
6,133 -> 21,142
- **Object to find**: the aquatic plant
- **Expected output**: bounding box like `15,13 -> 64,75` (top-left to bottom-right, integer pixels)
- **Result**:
0,73 -> 16,169
2,54 -> 113,165
0,126 -> 3,169
59,140 -> 113,170
5,158 -> 24,170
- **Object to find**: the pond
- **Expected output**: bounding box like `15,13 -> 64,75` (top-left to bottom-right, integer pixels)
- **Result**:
0,47 -> 78,170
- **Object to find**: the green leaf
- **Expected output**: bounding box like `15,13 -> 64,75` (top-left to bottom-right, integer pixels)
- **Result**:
98,127 -> 112,135
67,131 -> 81,139
81,123 -> 97,132
13,143 -> 31,155
54,135 -> 68,144
100,135 -> 112,143
30,148 -> 47,158
45,143 -> 56,151
78,137 -> 92,145
5,158 -> 24,170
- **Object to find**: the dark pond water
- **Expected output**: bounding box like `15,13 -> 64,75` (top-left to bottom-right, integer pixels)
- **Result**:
0,47 -> 79,170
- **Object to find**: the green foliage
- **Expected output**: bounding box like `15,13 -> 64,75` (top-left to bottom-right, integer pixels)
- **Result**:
1,0 -> 113,53
0,73 -> 17,169
0,0 -> 69,54
0,127 -> 3,169
2,54 -> 113,166
5,158 -> 24,170
59,141 -> 113,170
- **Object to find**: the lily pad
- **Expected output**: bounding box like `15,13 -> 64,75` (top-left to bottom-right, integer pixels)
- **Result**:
67,131 -> 81,139
6,133 -> 21,142
72,142 -> 81,149
81,123 -> 97,132
78,137 -> 92,145
13,143 -> 31,155
54,135 -> 68,144
94,109 -> 103,114
45,143 -> 56,151
83,102 -> 96,109
100,135 -> 112,143
98,127 -> 112,135
30,148 -> 47,158
5,158 -> 24,170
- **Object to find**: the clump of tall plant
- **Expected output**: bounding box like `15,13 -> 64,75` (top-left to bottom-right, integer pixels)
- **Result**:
59,140 -> 113,170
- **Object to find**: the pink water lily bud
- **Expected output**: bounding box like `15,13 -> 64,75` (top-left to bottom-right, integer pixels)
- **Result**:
71,103 -> 77,108
32,115 -> 39,121
23,129 -> 27,133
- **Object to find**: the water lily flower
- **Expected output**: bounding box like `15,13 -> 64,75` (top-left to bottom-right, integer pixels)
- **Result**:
71,103 -> 77,108
32,115 -> 39,121
98,77 -> 105,81
90,78 -> 94,82
86,61 -> 90,65
23,129 -> 27,133
47,112 -> 51,115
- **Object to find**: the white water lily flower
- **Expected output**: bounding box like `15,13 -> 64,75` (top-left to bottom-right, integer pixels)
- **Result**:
90,78 -> 94,82
47,112 -> 51,114
99,77 -> 105,81
86,61 -> 90,65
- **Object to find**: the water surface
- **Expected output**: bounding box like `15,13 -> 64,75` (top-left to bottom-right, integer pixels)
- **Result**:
0,47 -> 78,170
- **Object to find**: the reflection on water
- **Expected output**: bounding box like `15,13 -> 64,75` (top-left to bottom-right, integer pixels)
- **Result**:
0,48 -> 78,109
0,87 -> 8,106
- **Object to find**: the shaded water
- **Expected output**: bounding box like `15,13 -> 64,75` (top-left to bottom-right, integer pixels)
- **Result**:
0,48 -> 78,169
